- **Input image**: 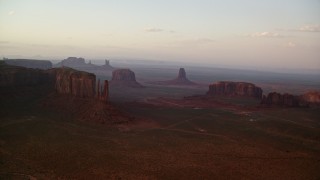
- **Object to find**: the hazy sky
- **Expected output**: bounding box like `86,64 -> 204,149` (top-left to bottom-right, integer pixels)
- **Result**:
0,0 -> 319,69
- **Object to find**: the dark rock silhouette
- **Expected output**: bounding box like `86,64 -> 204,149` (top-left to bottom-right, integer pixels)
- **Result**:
207,81 -> 263,98
4,59 -> 52,69
101,60 -> 114,70
0,62 -> 107,99
0,63 -> 133,124
109,69 -> 143,88
170,68 -> 196,85
177,68 -> 187,79
0,62 -> 54,87
148,68 -> 197,86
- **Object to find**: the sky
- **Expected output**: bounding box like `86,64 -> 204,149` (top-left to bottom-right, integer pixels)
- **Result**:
0,0 -> 319,70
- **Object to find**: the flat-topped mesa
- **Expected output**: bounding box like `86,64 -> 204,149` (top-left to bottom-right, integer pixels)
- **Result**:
54,68 -> 96,98
59,57 -> 87,67
207,81 -> 263,98
109,69 -> 143,88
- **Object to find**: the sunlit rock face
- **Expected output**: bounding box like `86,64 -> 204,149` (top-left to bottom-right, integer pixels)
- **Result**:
109,69 -> 143,88
207,81 -> 263,98
300,91 -> 320,106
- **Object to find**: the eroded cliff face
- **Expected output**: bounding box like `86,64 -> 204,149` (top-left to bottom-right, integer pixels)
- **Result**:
54,68 -> 96,98
110,69 -> 143,88
0,63 -> 101,99
261,92 -> 300,107
207,81 -> 263,98
261,91 -> 320,107
0,62 -> 54,87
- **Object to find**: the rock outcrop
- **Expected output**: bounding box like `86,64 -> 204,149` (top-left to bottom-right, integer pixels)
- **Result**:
0,62 -> 54,87
261,91 -> 320,107
97,79 -> 109,102
0,62 -> 107,100
207,81 -> 263,98
4,59 -> 52,69
101,60 -> 114,70
109,69 -> 143,88
0,63 -> 129,125
55,57 -> 114,71
300,91 -> 320,106
260,92 -> 300,107
148,68 -> 197,86
58,57 -> 86,67
54,68 -> 96,98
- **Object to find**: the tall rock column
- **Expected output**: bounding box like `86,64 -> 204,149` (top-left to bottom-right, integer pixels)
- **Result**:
96,79 -> 109,103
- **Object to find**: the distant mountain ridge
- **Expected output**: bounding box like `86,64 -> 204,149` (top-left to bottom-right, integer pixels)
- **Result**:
54,57 -> 114,71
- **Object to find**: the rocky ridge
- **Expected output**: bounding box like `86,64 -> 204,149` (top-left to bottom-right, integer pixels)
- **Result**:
4,59 -> 52,70
207,81 -> 263,98
55,57 -> 114,71
261,91 -> 320,107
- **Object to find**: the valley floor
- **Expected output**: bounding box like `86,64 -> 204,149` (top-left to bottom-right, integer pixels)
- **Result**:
1,89 -> 320,179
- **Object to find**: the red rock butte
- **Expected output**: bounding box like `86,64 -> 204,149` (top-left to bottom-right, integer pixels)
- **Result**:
207,81 -> 263,98
109,69 -> 143,88
149,68 -> 197,86
261,91 -> 320,107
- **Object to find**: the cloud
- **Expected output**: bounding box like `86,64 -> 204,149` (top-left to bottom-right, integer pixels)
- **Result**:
249,32 -> 284,38
144,27 -> 164,32
296,24 -> 320,32
177,38 -> 215,47
189,38 -> 215,44
286,42 -> 296,48
8,10 -> 15,16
